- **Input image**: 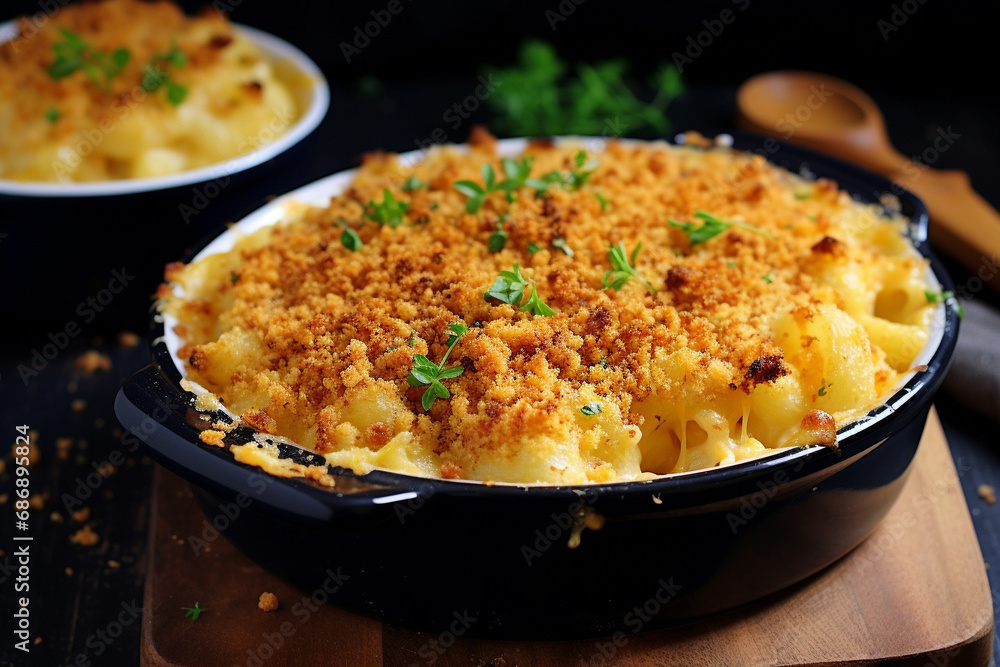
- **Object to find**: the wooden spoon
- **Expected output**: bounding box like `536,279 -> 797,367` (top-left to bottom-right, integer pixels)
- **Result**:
736,70 -> 1000,292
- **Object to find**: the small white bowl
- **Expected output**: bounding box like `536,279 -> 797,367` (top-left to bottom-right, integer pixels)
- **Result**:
0,20 -> 329,198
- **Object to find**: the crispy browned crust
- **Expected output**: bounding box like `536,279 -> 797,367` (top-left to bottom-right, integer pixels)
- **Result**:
163,131 -> 923,481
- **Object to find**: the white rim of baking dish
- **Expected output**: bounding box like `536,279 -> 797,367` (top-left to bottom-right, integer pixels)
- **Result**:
159,136 -> 949,483
0,20 -> 329,198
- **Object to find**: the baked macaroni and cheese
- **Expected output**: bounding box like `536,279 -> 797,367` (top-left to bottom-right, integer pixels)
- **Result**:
161,130 -> 939,486
0,0 -> 300,182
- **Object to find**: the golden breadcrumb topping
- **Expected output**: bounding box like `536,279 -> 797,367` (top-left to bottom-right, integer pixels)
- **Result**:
162,131 -> 935,485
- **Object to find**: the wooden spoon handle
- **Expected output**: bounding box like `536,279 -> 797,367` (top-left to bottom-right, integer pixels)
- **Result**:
894,169 -> 1000,291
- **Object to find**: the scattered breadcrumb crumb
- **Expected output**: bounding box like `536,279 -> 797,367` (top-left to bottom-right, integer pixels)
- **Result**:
118,331 -> 141,347
0,460 -> 5,475
69,525 -> 99,547
112,428 -> 123,439
199,430 -> 226,447
0,494 -> 8,505
67,380 -> 78,393
57,437 -> 73,460
71,399 -> 87,412
108,560 -> 121,569
72,507 -> 91,523
65,567 -> 74,576
94,418 -> 105,429
257,592 -> 279,612
212,421 -> 236,433
0,549 -> 4,557
652,494 -> 662,505
33,637 -> 42,646
76,350 -> 111,373
50,512 -> 64,524
978,484 -> 996,505
97,463 -> 116,477
28,494 -> 46,511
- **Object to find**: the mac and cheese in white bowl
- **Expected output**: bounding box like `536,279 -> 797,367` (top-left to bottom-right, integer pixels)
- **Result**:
0,0 -> 329,197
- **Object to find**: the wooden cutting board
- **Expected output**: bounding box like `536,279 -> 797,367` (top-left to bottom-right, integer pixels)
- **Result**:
140,408 -> 993,666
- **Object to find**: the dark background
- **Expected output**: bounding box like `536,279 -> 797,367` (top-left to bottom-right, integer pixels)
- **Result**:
2,0 -> 999,665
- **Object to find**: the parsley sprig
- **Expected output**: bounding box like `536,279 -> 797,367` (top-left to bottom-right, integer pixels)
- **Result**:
485,265 -> 556,316
182,602 -> 205,621
484,40 -> 683,137
407,323 -> 469,411
401,175 -> 428,191
456,151 -> 603,215
141,42 -> 189,106
364,189 -> 410,227
603,242 -> 657,294
924,289 -> 966,319
48,28 -> 131,90
533,150 -> 597,193
455,158 -> 540,213
668,210 -> 774,245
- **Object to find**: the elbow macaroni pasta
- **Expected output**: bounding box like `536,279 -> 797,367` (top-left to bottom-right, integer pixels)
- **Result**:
162,133 -> 939,486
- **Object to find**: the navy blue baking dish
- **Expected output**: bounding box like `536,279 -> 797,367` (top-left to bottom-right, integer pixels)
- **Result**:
115,133 -> 960,639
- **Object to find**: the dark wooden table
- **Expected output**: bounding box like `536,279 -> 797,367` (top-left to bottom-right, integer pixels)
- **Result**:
2,8 -> 999,662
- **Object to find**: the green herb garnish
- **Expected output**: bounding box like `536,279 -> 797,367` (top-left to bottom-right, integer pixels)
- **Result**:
488,229 -> 508,253
341,228 -> 362,251
594,191 -> 608,212
401,175 -> 428,191
229,272 -> 240,283
484,40 -> 683,137
526,242 -> 542,254
364,189 -> 410,227
580,402 -> 603,416
141,42 -> 188,106
924,289 -> 966,319
762,274 -> 773,284
818,381 -> 828,397
485,264 -> 556,317
45,107 -> 60,123
669,210 -> 774,245
407,322 -> 468,411
182,602 -> 205,621
552,238 -> 574,257
48,28 -> 131,90
603,242 -> 657,294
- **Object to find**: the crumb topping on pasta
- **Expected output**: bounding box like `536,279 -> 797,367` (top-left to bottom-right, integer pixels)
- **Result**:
162,130 -> 935,485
